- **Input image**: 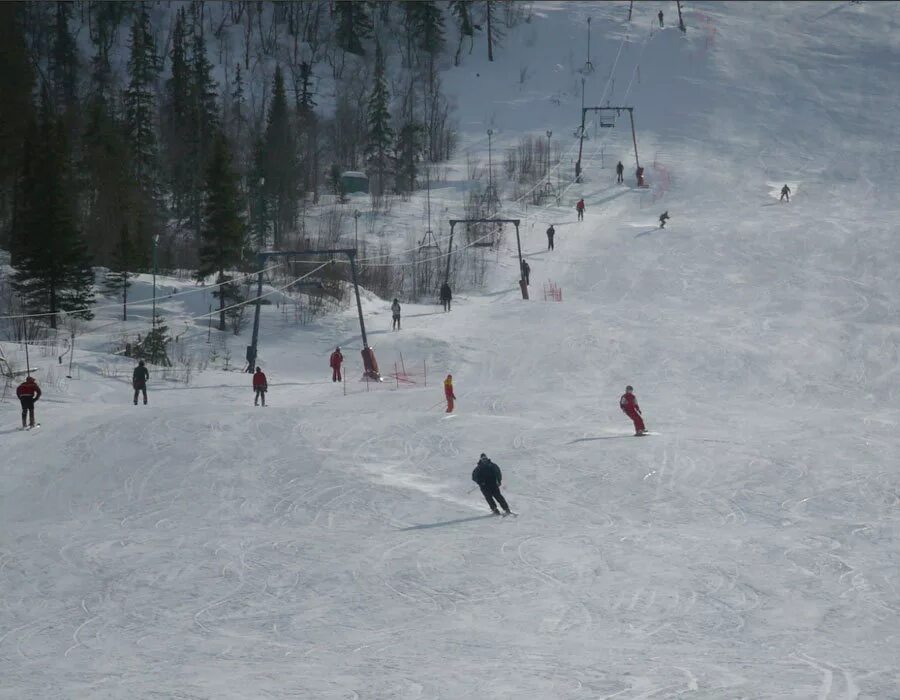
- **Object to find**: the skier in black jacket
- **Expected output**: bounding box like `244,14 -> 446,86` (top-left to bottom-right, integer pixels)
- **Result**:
472,453 -> 512,515
132,360 -> 150,405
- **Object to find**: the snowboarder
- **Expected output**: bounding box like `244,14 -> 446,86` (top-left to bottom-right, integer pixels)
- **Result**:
391,298 -> 402,330
576,198 -> 585,221
780,184 -> 791,202
16,376 -> 41,429
616,160 -> 624,184
620,385 -> 647,435
444,373 -> 456,413
330,346 -> 344,382
636,166 -> 645,187
546,224 -> 556,250
659,211 -> 670,229
658,9 -> 664,27
253,366 -> 268,405
520,259 -> 531,286
132,360 -> 149,405
440,282 -> 452,312
472,453 -> 512,515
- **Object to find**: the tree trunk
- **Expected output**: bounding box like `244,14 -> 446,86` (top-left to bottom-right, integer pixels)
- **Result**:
218,271 -> 227,331
486,1 -> 494,62
123,272 -> 128,321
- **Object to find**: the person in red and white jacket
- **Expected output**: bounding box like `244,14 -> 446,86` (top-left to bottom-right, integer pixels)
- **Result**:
619,385 -> 647,436
16,376 -> 42,428
252,366 -> 268,406
329,346 -> 344,382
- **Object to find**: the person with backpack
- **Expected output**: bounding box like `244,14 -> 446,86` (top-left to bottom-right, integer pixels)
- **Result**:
471,453 -> 512,515
620,385 -> 647,436
616,161 -> 624,184
16,376 -> 41,429
391,298 -> 402,330
780,184 -> 791,202
659,211 -> 670,229
576,198 -> 586,221
439,282 -> 452,312
253,366 -> 268,406
444,374 -> 456,413
329,347 -> 344,382
546,224 -> 556,250
132,360 -> 149,405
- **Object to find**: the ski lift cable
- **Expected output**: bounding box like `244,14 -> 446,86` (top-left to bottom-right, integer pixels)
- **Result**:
0,261 -> 287,321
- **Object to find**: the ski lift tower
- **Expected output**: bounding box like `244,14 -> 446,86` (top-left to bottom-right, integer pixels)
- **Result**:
447,218 -> 527,299
247,248 -> 381,380
575,105 -> 641,183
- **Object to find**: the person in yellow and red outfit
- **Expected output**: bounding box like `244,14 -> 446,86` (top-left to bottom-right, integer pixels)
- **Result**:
444,374 -> 456,413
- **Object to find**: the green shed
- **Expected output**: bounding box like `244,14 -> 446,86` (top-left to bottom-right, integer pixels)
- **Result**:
340,171 -> 369,194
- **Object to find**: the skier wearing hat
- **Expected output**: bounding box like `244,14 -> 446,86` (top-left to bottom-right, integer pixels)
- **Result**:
253,366 -> 268,406
472,453 -> 512,515
620,385 -> 647,435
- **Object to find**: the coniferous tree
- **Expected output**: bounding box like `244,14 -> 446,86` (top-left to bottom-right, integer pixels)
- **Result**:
365,41 -> 394,198
261,67 -> 298,248
199,132 -> 245,331
163,8 -> 192,217
335,1 -> 373,56
51,1 -> 80,117
141,313 -> 171,366
395,121 -> 424,195
186,22 -> 220,244
124,1 -> 160,188
104,224 -> 137,321
449,0 -> 475,65
0,2 -> 35,246
296,61 -> 318,196
411,2 -> 445,59
12,97 -> 95,330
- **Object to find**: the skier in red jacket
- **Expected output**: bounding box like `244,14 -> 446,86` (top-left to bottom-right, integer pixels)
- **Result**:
330,346 -> 344,382
576,198 -> 586,221
252,366 -> 268,406
619,385 -> 647,435
16,376 -> 42,429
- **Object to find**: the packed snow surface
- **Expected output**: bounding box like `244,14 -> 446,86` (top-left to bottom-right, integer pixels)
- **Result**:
4,2 -> 900,697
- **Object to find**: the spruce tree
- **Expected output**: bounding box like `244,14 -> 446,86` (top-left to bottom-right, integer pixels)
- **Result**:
124,1 -> 161,188
199,133 -> 245,332
187,23 -> 220,243
51,1 -> 80,117
0,2 -> 34,247
365,41 -> 394,198
335,1 -> 373,56
450,0 -> 476,65
395,121 -> 424,195
261,67 -> 298,248
141,313 -> 171,366
409,2 -> 445,59
163,8 -> 192,217
12,97 -> 95,330
104,224 -> 137,321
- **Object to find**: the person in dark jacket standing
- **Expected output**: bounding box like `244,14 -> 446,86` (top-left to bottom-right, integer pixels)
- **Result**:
472,453 -> 512,515
16,376 -> 41,428
329,347 -> 344,382
439,282 -> 452,312
658,9 -> 664,27
521,259 -> 531,286
391,298 -> 402,330
616,160 -> 624,184
546,224 -> 555,250
253,366 -> 268,405
132,360 -> 149,405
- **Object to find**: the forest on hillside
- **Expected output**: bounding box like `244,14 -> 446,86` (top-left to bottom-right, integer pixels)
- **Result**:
0,0 -> 532,335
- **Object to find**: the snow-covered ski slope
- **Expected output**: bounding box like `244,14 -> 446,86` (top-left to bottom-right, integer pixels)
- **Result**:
4,2 -> 900,697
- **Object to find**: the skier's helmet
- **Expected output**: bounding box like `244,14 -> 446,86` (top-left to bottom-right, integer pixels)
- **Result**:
625,385 -> 633,392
